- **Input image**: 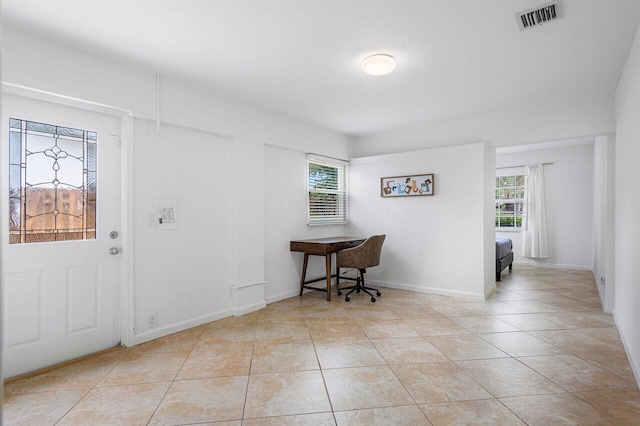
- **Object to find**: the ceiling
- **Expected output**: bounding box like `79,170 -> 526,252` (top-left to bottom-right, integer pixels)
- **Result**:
3,0 -> 640,136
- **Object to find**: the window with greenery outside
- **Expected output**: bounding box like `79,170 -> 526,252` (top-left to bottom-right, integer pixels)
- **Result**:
307,156 -> 347,225
495,175 -> 524,229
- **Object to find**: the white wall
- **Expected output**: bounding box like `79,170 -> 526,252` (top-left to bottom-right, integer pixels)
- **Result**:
495,142 -> 595,270
133,120 -> 234,341
353,95 -> 615,157
264,146 -> 348,303
1,18 -> 4,414
614,23 -> 640,386
347,143 -> 494,300
592,134 -> 616,312
1,26 -> 352,345
593,137 -> 606,292
483,146 -> 497,294
3,22 -> 638,384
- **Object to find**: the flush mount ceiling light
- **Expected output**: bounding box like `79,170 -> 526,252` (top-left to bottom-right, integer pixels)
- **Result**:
361,54 -> 396,76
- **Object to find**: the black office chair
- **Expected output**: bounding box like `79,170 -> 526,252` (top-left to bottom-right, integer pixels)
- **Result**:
336,234 -> 386,302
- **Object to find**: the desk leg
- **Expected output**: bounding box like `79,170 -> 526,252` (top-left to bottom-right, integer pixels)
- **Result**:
325,254 -> 332,301
300,253 -> 309,296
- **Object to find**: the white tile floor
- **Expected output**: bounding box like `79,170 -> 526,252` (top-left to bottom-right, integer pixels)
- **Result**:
3,266 -> 639,425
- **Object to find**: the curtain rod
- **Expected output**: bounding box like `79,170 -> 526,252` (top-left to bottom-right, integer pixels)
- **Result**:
496,162 -> 553,170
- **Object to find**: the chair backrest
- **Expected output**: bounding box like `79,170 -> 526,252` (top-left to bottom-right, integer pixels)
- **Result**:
337,234 -> 386,269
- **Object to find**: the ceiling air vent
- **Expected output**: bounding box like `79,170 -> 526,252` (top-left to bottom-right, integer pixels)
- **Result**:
516,1 -> 564,31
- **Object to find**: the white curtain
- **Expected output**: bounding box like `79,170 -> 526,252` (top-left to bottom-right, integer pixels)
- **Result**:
521,164 -> 550,258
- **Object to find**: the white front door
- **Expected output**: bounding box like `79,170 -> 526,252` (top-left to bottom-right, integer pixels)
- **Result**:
2,93 -> 122,378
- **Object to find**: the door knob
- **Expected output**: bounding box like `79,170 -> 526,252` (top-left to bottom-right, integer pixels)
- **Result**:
109,247 -> 120,255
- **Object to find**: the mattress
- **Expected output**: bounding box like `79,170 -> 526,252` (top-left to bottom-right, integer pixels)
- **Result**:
496,236 -> 513,259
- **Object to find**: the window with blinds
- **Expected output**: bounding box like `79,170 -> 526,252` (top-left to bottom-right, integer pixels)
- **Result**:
307,154 -> 348,225
495,174 -> 525,229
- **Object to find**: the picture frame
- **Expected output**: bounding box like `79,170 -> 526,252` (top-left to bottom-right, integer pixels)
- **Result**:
381,174 -> 434,197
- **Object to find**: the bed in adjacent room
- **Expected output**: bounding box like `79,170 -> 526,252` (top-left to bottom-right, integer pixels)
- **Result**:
496,236 -> 513,281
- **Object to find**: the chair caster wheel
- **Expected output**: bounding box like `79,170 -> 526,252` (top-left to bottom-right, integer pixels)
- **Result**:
337,291 -> 342,296
371,297 -> 376,302
376,291 -> 381,296
345,297 -> 350,302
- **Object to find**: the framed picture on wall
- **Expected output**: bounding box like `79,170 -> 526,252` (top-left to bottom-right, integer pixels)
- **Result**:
381,174 -> 434,197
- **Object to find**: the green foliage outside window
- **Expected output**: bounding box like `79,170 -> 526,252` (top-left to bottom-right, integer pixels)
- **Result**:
495,175 -> 524,229
307,158 -> 347,225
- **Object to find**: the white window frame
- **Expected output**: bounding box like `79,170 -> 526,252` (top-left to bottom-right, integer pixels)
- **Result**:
496,172 -> 525,231
307,154 -> 348,226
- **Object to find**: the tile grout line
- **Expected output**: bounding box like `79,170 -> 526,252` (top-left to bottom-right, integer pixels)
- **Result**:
54,349 -> 132,425
144,327 -> 206,425
238,321 -> 258,422
309,314 -> 339,425
5,266 -> 633,424
364,296 -> 432,422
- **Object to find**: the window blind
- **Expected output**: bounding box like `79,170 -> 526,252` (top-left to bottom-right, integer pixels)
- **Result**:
307,154 -> 348,225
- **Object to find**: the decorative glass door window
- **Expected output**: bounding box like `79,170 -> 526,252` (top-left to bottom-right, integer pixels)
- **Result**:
9,118 -> 97,243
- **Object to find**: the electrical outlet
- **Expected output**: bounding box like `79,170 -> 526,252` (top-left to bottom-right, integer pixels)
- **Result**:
601,277 -> 606,285
148,313 -> 157,328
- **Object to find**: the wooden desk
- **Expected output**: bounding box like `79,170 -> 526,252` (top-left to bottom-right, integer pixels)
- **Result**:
290,237 -> 365,301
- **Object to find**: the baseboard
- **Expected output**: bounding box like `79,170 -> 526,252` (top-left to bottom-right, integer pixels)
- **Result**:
484,284 -> 498,301
233,300 -> 266,317
265,289 -> 301,305
603,299 -> 614,314
134,309 -> 232,345
230,280 -> 266,318
595,280 -> 606,308
613,312 -> 640,390
4,346 -> 126,383
367,279 -> 485,301
591,271 -> 613,313
512,260 -> 592,271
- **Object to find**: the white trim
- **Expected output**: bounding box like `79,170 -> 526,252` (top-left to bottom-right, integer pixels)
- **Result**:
512,260 -> 593,271
307,153 -> 349,166
229,280 -> 266,317
135,117 -> 235,140
484,284 -> 498,300
366,279 -> 486,301
595,280 -> 609,313
2,81 -> 136,348
121,114 -> 135,347
2,82 -> 133,118
233,301 -> 266,317
230,280 -> 267,291
613,312 -> 640,390
134,309 -> 233,345
265,289 -> 302,305
593,271 -> 613,313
